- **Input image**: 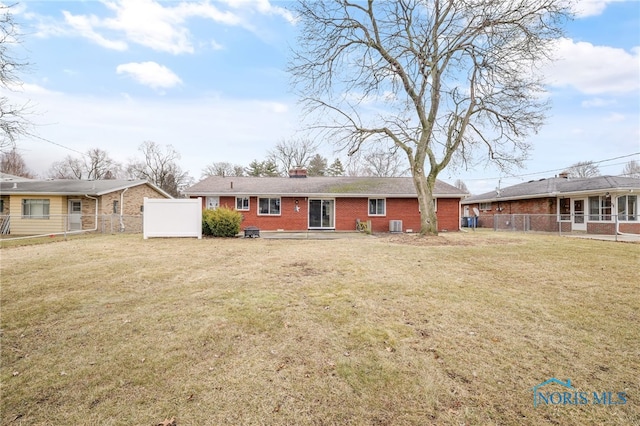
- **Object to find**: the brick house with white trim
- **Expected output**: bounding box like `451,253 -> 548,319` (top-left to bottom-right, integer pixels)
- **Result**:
184,171 -> 467,233
461,174 -> 640,234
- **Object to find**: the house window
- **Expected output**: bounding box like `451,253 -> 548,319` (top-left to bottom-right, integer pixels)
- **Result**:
479,202 -> 491,211
589,196 -> 612,221
113,200 -> 119,214
0,199 -> 4,213
206,196 -> 219,210
258,197 -> 280,215
618,195 -> 637,221
236,197 -> 250,211
22,199 -> 50,219
368,198 -> 386,216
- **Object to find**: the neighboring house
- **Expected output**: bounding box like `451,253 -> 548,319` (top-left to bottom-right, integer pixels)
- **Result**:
0,179 -> 172,236
183,170 -> 467,233
462,174 -> 640,234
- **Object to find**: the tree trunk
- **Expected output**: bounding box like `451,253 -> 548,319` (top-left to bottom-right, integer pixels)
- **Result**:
412,170 -> 438,236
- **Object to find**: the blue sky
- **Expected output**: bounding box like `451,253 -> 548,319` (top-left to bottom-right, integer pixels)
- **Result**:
5,0 -> 640,193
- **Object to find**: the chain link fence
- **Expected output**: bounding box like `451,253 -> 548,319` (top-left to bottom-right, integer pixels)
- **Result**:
0,214 -> 144,240
461,213 -> 638,237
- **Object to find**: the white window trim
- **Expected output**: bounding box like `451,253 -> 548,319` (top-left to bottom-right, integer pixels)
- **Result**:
588,195 -> 613,222
368,198 -> 386,216
258,197 -> 281,216
22,198 -> 50,219
479,202 -> 491,211
236,197 -> 250,211
617,195 -> 638,222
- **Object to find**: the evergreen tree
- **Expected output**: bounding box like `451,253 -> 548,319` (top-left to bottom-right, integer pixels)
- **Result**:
307,154 -> 328,176
327,158 -> 345,176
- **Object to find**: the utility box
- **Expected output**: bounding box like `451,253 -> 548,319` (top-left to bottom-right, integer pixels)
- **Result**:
389,220 -> 403,233
244,226 -> 260,238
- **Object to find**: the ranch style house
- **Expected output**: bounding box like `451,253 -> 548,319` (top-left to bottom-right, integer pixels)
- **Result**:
0,176 -> 172,236
183,169 -> 468,233
461,174 -> 640,235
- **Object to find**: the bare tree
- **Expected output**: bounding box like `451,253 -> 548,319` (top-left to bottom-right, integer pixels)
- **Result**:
621,160 -> 640,178
0,5 -> 32,154
48,148 -> 121,179
361,149 -> 409,177
268,138 -> 319,175
290,0 -> 570,234
126,141 -> 192,197
0,147 -> 34,177
48,155 -> 85,179
85,148 -> 121,179
201,161 -> 245,178
563,160 -> 600,178
454,179 -> 469,193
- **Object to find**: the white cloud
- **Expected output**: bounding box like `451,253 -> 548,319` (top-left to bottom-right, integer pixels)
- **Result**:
545,38 -> 640,94
62,10 -> 128,51
572,0 -> 630,18
581,98 -> 617,108
223,0 -> 296,24
605,112 -> 626,122
28,0 -> 293,54
116,62 -> 182,90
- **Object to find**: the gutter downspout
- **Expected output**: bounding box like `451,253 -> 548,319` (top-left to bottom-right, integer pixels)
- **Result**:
120,187 -> 129,232
85,195 -> 99,232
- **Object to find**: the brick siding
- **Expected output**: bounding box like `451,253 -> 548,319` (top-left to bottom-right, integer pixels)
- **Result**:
200,195 -> 460,232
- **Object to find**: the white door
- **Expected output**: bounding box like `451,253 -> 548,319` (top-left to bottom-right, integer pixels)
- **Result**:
68,200 -> 82,231
572,199 -> 586,231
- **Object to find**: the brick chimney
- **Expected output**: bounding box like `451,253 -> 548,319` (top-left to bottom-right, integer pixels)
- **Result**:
288,168 -> 307,178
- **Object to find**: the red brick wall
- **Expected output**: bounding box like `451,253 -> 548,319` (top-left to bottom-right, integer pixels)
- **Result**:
619,223 -> 640,234
587,222 -> 616,235
195,195 -> 460,232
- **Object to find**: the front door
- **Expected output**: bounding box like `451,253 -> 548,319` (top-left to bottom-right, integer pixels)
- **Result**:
308,199 -> 335,229
572,199 -> 586,231
68,200 -> 82,231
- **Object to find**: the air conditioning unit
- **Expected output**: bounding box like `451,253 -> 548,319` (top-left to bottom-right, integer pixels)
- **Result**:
389,220 -> 403,233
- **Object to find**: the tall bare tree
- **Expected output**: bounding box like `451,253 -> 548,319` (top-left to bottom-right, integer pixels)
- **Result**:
290,0 -> 570,234
268,138 -> 319,175
126,141 -> 192,197
621,160 -> 640,178
361,149 -> 409,177
0,147 -> 34,177
563,160 -> 600,178
201,161 -> 245,178
48,148 -> 121,179
0,5 -> 32,154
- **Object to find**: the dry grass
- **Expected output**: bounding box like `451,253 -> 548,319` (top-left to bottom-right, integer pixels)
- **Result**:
1,232 -> 638,425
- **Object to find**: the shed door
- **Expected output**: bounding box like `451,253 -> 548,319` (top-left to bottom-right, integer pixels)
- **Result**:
68,200 -> 82,231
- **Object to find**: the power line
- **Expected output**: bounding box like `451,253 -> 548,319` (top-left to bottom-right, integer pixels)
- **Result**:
30,134 -> 87,157
461,152 -> 640,182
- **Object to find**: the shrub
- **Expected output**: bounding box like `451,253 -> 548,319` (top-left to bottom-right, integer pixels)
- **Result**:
202,207 -> 242,237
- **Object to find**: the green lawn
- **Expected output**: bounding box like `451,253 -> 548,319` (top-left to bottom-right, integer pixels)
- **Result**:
1,232 -> 638,425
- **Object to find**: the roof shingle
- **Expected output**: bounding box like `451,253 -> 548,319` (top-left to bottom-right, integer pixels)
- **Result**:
184,176 -> 466,198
